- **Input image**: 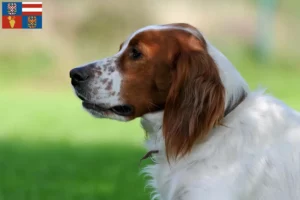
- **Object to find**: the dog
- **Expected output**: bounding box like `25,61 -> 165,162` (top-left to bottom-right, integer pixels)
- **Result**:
70,23 -> 300,200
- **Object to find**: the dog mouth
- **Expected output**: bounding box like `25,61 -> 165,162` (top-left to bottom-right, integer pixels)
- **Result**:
82,102 -> 134,116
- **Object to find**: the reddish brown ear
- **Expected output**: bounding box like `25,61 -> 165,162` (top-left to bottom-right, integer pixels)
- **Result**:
163,48 -> 225,160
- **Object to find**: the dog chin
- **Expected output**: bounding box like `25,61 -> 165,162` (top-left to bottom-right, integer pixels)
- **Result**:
83,107 -> 129,122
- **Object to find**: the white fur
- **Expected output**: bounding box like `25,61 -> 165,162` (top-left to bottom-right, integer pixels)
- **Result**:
140,33 -> 300,199
75,56 -> 126,121
142,90 -> 300,200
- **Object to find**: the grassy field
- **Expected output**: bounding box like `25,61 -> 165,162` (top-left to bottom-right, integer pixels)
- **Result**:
0,51 -> 299,200
0,90 -> 153,200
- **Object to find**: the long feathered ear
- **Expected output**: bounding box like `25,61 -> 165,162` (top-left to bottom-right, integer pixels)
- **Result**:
163,44 -> 225,160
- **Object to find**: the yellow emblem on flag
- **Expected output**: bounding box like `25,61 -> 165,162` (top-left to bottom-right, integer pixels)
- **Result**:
7,16 -> 16,28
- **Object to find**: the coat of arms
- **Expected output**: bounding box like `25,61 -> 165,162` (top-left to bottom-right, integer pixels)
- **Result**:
7,16 -> 16,28
7,2 -> 17,15
28,16 -> 37,28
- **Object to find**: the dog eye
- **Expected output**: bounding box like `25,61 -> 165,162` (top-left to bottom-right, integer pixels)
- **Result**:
130,47 -> 142,60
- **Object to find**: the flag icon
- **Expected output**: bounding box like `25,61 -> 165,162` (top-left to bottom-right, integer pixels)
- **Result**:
2,2 -> 42,29
22,2 -> 42,16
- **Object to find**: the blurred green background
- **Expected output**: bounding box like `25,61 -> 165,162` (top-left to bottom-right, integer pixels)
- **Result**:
0,0 -> 299,199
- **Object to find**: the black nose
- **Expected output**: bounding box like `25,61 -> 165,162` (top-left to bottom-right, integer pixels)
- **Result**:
70,67 -> 90,86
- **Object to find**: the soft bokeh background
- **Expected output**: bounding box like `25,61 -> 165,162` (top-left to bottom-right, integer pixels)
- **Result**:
0,0 -> 299,199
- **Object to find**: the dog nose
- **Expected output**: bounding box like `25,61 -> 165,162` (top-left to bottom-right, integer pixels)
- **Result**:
70,67 -> 90,86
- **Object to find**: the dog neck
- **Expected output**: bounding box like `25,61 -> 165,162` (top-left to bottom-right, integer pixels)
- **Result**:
140,111 -> 164,158
140,91 -> 247,161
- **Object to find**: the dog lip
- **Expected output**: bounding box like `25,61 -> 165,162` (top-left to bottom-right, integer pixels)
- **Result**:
77,94 -> 86,101
82,101 -> 134,116
110,105 -> 134,116
74,90 -> 87,101
82,102 -> 108,111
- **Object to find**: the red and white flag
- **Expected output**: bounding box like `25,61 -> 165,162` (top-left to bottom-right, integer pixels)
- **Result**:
22,2 -> 42,16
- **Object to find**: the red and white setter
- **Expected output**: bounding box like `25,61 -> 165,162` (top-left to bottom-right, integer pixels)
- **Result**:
70,23 -> 300,200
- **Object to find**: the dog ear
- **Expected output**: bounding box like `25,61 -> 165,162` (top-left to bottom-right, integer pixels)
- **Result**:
163,44 -> 225,160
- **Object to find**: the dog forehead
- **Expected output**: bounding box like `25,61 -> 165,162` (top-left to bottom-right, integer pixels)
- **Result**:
117,24 -> 203,56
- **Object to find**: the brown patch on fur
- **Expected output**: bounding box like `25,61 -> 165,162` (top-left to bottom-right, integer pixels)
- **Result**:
117,24 -> 225,159
163,23 -> 205,41
94,69 -> 102,76
163,46 -> 225,160
101,78 -> 108,84
105,80 -> 113,90
117,29 -> 177,118
108,66 -> 115,73
103,65 -> 108,71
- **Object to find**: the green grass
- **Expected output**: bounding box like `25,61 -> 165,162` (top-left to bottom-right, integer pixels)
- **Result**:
0,90 -> 152,200
0,142 -> 150,200
226,48 -> 300,110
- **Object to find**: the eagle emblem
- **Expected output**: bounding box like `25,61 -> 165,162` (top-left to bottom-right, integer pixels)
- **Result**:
7,3 -> 17,15
28,16 -> 37,28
